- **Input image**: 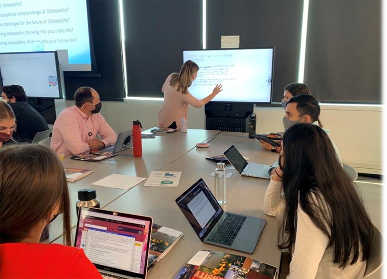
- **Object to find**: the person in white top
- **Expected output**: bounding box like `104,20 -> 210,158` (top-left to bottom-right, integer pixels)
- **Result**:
263,123 -> 373,279
158,60 -> 223,130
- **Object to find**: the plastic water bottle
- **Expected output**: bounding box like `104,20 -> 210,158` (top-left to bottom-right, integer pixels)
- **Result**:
181,117 -> 187,132
76,189 -> 100,215
133,120 -> 142,157
214,162 -> 226,206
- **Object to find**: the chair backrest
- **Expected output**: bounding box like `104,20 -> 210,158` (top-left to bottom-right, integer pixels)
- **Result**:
38,137 -> 52,146
32,129 -> 52,143
343,163 -> 358,182
364,224 -> 383,277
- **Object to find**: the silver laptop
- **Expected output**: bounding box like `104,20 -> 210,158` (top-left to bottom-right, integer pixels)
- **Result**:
74,207 -> 152,279
175,178 -> 266,254
224,145 -> 271,179
71,130 -> 132,161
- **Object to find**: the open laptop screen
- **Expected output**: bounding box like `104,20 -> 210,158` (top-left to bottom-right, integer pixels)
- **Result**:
74,207 -> 152,276
223,145 -> 248,174
175,178 -> 223,240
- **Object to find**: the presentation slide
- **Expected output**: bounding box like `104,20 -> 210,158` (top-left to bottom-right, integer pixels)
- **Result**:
0,52 -> 61,98
0,0 -> 91,71
183,49 -> 273,103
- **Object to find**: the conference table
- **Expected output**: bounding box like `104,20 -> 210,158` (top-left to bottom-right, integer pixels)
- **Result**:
52,129 -> 282,278
48,129 -> 220,243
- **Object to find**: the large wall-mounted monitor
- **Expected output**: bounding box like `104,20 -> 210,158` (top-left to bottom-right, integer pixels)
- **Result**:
0,51 -> 62,99
183,48 -> 274,104
0,0 -> 92,71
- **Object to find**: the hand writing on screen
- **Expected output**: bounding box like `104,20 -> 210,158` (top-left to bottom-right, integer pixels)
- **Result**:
212,84 -> 223,95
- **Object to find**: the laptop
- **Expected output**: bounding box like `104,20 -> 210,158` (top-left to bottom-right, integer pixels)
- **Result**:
224,145 -> 272,179
175,178 -> 266,254
74,207 -> 152,279
71,130 -> 132,162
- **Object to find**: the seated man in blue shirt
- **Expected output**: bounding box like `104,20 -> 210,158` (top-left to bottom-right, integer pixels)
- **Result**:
2,85 -> 49,142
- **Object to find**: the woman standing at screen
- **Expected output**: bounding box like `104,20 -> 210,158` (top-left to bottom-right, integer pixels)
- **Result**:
0,101 -> 16,148
263,123 -> 373,279
0,145 -> 101,279
158,60 -> 223,130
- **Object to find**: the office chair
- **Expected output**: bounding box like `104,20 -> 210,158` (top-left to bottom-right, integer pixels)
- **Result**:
343,163 -> 358,182
38,137 -> 52,146
364,224 -> 383,277
32,129 -> 52,143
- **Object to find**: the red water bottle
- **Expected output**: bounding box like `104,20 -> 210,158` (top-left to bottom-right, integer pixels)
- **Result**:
133,120 -> 142,157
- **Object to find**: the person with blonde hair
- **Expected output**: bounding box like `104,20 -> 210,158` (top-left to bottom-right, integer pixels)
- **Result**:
0,145 -> 101,278
158,60 -> 223,129
0,101 -> 16,148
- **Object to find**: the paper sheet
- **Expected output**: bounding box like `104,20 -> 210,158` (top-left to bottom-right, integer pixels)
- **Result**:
92,174 -> 146,190
158,226 -> 184,237
144,171 -> 182,187
188,250 -> 211,265
221,35 -> 240,48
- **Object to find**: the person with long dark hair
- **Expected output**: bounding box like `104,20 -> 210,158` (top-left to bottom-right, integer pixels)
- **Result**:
263,123 -> 373,278
0,145 -> 101,278
158,60 -> 223,130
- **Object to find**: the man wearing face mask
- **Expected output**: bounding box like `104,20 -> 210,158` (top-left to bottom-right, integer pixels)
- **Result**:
283,95 -> 343,166
260,83 -> 310,153
51,87 -> 117,158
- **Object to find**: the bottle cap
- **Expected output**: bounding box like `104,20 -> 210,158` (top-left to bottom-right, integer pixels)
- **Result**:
216,162 -> 225,169
133,120 -> 143,128
78,189 -> 97,201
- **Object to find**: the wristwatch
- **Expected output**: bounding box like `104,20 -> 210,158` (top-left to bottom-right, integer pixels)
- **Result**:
271,146 -> 277,152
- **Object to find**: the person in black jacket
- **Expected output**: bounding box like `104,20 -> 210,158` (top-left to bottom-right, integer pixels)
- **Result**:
2,85 -> 49,142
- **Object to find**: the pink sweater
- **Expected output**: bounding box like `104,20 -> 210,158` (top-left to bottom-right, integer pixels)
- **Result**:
158,74 -> 204,129
51,106 -> 117,158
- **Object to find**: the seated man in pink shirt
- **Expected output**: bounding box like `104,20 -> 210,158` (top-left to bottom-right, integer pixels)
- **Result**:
51,87 -> 117,158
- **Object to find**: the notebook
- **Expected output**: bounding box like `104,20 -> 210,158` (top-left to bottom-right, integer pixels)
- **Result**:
71,130 -> 132,162
175,178 -> 266,254
74,207 -> 152,279
224,145 -> 272,179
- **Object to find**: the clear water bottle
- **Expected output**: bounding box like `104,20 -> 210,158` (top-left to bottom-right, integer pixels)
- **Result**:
180,117 -> 187,132
214,162 -> 226,206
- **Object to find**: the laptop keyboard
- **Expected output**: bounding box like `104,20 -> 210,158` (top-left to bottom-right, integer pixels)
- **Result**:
243,163 -> 265,177
208,214 -> 247,246
101,272 -> 137,279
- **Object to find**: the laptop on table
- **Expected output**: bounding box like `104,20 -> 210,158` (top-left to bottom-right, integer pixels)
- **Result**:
175,178 -> 266,254
75,207 -> 152,279
71,130 -> 132,162
224,145 -> 272,179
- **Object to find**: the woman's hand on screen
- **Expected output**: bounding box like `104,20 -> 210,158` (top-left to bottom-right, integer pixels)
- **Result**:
212,84 -> 223,95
